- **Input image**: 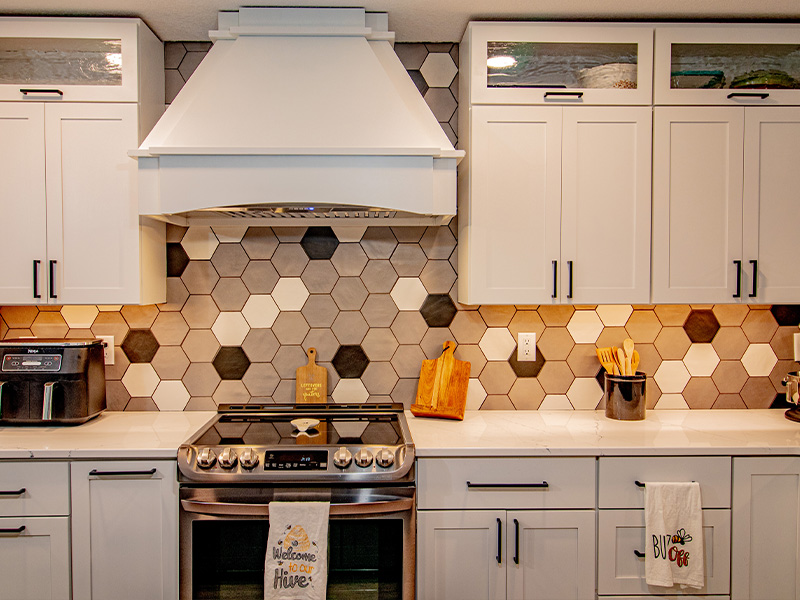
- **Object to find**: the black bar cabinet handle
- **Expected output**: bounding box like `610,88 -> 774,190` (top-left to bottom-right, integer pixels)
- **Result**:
467,481 -> 549,489
544,91 -> 584,99
513,518 -> 520,565
0,526 -> 25,534
749,260 -> 758,298
552,261 -> 558,299
727,92 -> 769,100
567,260 -> 573,299
33,260 -> 41,299
89,468 -> 157,477
634,550 -> 645,558
20,88 -> 63,96
49,260 -> 57,299
0,488 -> 26,496
733,260 -> 742,298
496,518 -> 502,564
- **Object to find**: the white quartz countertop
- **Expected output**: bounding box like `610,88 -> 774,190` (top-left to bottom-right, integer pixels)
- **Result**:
407,409 -> 800,457
0,411 -> 216,459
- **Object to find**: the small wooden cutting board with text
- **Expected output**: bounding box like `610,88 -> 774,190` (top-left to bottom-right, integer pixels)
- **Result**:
295,348 -> 327,403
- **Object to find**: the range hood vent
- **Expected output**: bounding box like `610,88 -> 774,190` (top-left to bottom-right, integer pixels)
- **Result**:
134,7 -> 464,227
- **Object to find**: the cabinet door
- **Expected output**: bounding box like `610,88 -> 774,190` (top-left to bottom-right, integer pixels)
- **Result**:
732,457 -> 800,600
561,106 -> 652,303
0,516 -> 71,600
0,103 -> 47,305
417,510 -> 506,600
651,106 -> 745,303
742,108 -> 800,303
44,103 -> 142,304
460,105 -> 562,305
70,461 -> 179,600
506,510 -> 595,600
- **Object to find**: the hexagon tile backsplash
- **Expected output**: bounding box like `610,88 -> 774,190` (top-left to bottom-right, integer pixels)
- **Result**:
2,223 -> 800,412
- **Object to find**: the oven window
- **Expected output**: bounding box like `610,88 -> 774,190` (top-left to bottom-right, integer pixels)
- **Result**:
192,518 -> 404,599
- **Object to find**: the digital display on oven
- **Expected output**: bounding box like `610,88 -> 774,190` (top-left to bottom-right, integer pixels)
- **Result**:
264,450 -> 328,470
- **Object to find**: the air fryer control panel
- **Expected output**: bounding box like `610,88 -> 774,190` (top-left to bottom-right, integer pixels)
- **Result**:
2,354 -> 62,372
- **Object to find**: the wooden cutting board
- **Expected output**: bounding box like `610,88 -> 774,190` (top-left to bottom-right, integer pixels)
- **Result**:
295,348 -> 327,403
411,341 -> 470,420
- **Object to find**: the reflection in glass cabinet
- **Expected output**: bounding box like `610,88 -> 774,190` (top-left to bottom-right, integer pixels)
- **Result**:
0,38 -> 123,85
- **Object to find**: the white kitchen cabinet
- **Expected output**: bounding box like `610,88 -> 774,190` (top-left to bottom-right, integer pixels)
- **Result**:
651,106 -> 800,303
70,460 -> 179,600
0,17 -> 165,305
731,456 -> 800,600
458,104 -> 651,305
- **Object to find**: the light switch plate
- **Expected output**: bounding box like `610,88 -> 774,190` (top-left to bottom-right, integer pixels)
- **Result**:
518,333 -> 536,362
98,335 -> 115,365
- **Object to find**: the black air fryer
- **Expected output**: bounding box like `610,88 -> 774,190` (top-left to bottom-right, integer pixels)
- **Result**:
0,339 -> 106,425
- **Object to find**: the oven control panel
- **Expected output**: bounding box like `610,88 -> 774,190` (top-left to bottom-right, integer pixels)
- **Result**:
264,449 -> 328,470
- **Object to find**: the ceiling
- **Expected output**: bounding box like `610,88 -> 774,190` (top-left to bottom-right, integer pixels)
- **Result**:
0,0 -> 798,42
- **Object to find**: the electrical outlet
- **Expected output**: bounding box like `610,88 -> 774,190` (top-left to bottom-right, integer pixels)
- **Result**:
98,335 -> 115,365
517,333 -> 536,362
794,333 -> 800,362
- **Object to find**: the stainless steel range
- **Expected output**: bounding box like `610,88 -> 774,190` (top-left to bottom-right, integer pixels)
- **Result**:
178,403 -> 415,600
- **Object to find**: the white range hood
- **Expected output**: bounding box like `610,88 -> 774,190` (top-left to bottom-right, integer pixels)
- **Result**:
134,7 -> 464,226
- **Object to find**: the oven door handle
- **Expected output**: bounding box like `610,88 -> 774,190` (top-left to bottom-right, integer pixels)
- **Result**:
180,497 -> 414,517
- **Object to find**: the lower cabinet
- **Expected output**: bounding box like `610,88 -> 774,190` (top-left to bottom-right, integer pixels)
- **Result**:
70,460 -> 179,600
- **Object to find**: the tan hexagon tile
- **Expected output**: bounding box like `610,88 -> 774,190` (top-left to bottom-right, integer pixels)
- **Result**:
330,226 -> 366,244
242,295 -> 279,328
181,295 -> 220,329
421,329 -> 454,359
125,397 -> 161,411
270,379 -> 295,404
567,310 -> 603,344
161,277 -> 190,312
0,306 -> 38,329
390,278 -> 427,311
420,52 -> 458,87
361,294 -> 399,328
537,327 -> 574,361
332,311 -> 369,345
713,394 -> 746,409
539,395 -> 574,410
770,326 -> 797,360
653,360 -> 691,394
241,261 -> 279,294
152,380 -> 190,411
151,346 -> 190,380
242,363 -> 280,397
478,305 -> 515,327
271,278 -> 310,311
391,345 -> 427,378
361,260 -> 398,294
182,363 -> 221,397
465,379 -> 488,410
420,226 -> 456,259
104,347 -> 130,380
595,327 -> 628,350
449,311 -> 487,345
596,305 -> 633,327
712,304 -> 750,326
213,380 -> 250,404
711,327 -> 750,360
241,228 -> 279,259
211,312 -> 250,346
332,379 -> 369,403
508,311 -> 545,338
508,378 -> 545,410
712,361 -> 748,394
0,315 -> 7,340
391,378 -> 419,408
65,329 -> 95,340
301,260 -> 339,294
211,226 -> 248,243
479,328 -> 516,361
61,305 -> 99,329
654,327 -> 691,360
302,295 -> 339,328
165,223 -> 187,243
646,377 -> 661,408
420,260 -> 457,294
683,344 -> 720,377
181,227 -> 219,260
181,261 -> 219,295
331,277 -> 368,311
5,328 -> 33,339
360,228 -> 398,259
538,305 -> 574,327
271,312 -> 309,345
741,343 -> 778,377
331,243 -> 368,277
682,377 -> 718,409
106,380 -> 131,410
211,278 -> 250,312
740,377 -> 776,409
31,311 -> 68,338
480,395 -> 514,410
185,397 -> 218,411
302,329 -> 340,363
361,328 -> 399,362
273,228 -> 306,243
270,345 -> 307,379
150,312 -> 188,346
654,305 -> 690,326
389,311 -> 428,345
742,309 -> 778,343
654,394 -> 689,409
453,344 -> 485,377
361,362 -> 399,395
567,344 -> 599,378
182,330 -> 221,363
121,363 -> 160,397
537,361 -> 574,394
625,310 -> 661,344
271,244 -> 310,277
567,377 -> 603,410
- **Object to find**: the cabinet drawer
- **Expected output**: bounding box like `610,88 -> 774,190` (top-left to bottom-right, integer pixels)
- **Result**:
417,457 -> 596,510
597,509 -> 731,596
0,462 -> 69,516
598,457 -> 731,509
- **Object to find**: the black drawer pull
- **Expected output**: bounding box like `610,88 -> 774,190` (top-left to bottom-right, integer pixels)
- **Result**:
0,488 -> 26,496
49,260 -> 57,299
544,91 -> 584,99
89,468 -> 157,478
513,518 -> 520,565
727,92 -> 769,100
749,260 -> 758,298
0,526 -> 25,534
634,549 -> 645,558
733,260 -> 742,298
552,260 -> 558,299
496,518 -> 502,564
467,481 -> 549,489
20,88 -> 63,96
33,260 -> 41,299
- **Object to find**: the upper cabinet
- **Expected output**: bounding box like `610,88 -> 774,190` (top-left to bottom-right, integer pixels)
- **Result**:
654,25 -> 800,106
464,23 -> 654,106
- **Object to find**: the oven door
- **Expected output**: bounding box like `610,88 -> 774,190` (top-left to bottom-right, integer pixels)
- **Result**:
180,486 -> 415,600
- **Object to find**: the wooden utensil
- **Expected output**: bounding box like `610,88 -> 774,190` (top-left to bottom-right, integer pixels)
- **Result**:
630,350 -> 640,374
411,341 -> 471,420
596,347 -> 616,375
623,338 -> 635,376
617,347 -> 627,376
295,348 -> 327,403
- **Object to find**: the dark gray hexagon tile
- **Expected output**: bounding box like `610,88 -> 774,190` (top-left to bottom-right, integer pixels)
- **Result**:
302,329 -> 340,363
332,345 -> 370,378
361,260 -> 398,294
182,329 -> 221,363
331,277 -> 368,311
211,278 -> 250,312
420,226 -> 457,259
390,244 -> 427,276
212,346 -> 251,380
241,228 -> 279,259
301,260 -> 340,294
331,243 -> 368,277
391,345 -> 426,378
361,294 -> 399,328
182,363 -> 221,397
771,305 -> 800,327
420,294 -> 457,327
151,346 -> 190,380
160,277 -> 190,312
272,345 -> 308,379
360,227 -> 398,259
242,363 -> 280,397
509,347 -> 545,377
683,309 -> 720,343
332,312 -> 369,345
181,295 -> 220,329
241,328 -> 280,363
272,244 -> 310,276
271,312 -> 310,345
181,261 -> 219,295
390,311 -> 428,345
361,328 -> 399,362
301,227 -> 339,260
167,243 -> 190,277
302,295 -> 340,328
241,261 -> 279,294
361,362 -> 399,395
420,260 -> 456,294
211,243 -> 250,277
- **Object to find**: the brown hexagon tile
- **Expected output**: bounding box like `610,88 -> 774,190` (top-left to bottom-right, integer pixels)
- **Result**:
211,278 -> 249,312
90,312 -> 130,342
31,311 -> 68,338
740,377 -> 776,409
480,395 -> 514,410
4,328 -> 33,339
538,305 -> 574,327
420,260 -> 457,294
160,277 -> 190,312
453,344 -> 485,377
124,398 -> 159,412
537,327 -> 574,361
332,311 -> 369,345
361,362 -> 399,395
151,346 -> 190,380
301,260 -> 339,294
241,261 -> 279,294
360,228 -> 398,259
711,327 -> 750,360
242,363 -> 280,397
181,295 -> 220,329
65,329 -> 95,340
420,226 -> 456,259
241,228 -> 279,259
478,306 -> 515,327
420,329 -> 454,359
361,328 -> 399,362
537,361 -> 574,394
106,380 -> 131,411
150,312 -> 189,346
742,309 -> 778,343
272,244 -> 310,276
391,345 -> 426,379
682,377 -> 718,409
302,329 -> 340,363
104,347 -> 130,380
390,244 -> 427,276
211,243 -> 249,277
478,361 -> 515,395
449,311 -> 487,345
361,294 -> 399,328
271,312 -> 310,345
301,295 -> 340,328
391,378 -> 419,408
595,327 -> 628,350
508,378 -> 545,409
361,260 -> 398,294
625,310 -> 662,344
508,311 -> 545,338
271,346 -> 308,379
0,306 -> 38,329
121,305 -> 159,329
713,394 -> 746,409
182,363 -> 221,397
567,344 -> 599,378
654,305 -> 690,326
331,277 -> 368,311
634,344 -> 661,378
166,223 -> 187,243
181,261 -> 219,295
0,315 -> 7,340
390,311 -> 428,345
654,327 -> 691,360
713,304 -> 750,326
331,243 -> 368,277
645,377 -> 661,409
182,329 -> 221,363
770,326 -> 797,360
38,306 -> 61,312
712,361 -> 748,394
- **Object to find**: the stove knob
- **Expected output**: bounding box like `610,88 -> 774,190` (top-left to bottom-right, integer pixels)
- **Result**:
375,448 -> 395,468
196,447 -> 217,469
354,448 -> 373,468
218,447 -> 238,469
239,447 -> 259,470
333,447 -> 352,469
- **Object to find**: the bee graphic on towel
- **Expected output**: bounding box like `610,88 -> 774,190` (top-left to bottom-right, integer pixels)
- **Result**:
265,502 -> 330,600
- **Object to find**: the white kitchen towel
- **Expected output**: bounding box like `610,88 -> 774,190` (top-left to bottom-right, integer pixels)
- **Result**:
644,482 -> 704,589
264,501 -> 329,600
